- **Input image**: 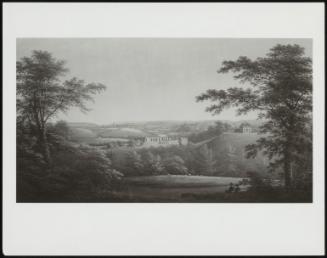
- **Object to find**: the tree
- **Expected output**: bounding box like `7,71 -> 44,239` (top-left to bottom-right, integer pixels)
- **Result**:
189,121 -> 230,143
46,120 -> 73,149
196,44 -> 312,187
43,145 -> 119,201
176,123 -> 192,133
17,124 -> 123,201
17,50 -> 106,164
291,121 -> 312,189
194,145 -> 217,175
163,155 -> 188,175
124,151 -> 144,176
142,151 -> 164,175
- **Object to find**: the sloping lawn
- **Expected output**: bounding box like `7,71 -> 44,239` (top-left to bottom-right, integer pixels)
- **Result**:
123,175 -> 243,188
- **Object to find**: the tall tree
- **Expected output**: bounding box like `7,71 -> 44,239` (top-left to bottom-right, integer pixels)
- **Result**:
125,151 -> 144,176
142,151 -> 164,175
163,155 -> 188,175
17,50 -> 106,164
195,144 -> 217,175
196,44 -> 312,187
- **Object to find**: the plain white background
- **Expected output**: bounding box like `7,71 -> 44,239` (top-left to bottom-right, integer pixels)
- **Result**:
3,3 -> 325,255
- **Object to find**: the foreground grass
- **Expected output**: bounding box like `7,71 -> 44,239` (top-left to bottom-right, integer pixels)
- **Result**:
95,176 -> 311,203
123,175 -> 244,187
87,187 -> 312,203
18,175 -> 311,203
96,184 -> 312,203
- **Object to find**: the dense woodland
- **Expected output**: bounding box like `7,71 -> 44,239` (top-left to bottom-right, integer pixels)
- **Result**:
17,45 -> 312,202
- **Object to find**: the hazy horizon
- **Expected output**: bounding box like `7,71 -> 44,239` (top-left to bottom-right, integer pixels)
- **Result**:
17,38 -> 312,124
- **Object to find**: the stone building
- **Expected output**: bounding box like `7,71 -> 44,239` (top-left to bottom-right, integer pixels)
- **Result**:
142,135 -> 188,148
240,123 -> 252,133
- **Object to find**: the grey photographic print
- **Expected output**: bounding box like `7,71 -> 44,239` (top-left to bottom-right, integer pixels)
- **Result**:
16,38 -> 312,203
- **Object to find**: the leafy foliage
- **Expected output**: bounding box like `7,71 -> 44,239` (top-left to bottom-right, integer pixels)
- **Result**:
17,120 -> 124,202
162,155 -> 189,175
16,51 -> 121,202
17,50 -> 106,163
142,151 -> 165,175
193,145 -> 217,175
196,44 -> 312,187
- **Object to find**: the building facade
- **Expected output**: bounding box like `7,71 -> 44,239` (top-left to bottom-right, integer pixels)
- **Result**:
242,126 -> 252,133
238,122 -> 253,133
142,135 -> 188,148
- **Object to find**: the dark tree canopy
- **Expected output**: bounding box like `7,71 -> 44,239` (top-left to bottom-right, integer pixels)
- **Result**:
196,44 -> 312,187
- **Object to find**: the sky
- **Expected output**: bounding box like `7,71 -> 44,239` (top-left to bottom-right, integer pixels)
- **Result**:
17,38 -> 312,125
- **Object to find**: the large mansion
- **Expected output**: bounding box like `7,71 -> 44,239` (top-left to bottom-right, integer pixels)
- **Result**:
142,135 -> 188,148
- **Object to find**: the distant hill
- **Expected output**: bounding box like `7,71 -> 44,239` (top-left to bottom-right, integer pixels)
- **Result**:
69,126 -> 151,144
98,128 -> 150,138
69,127 -> 97,144
66,119 -> 265,146
228,119 -> 264,129
67,120 -> 273,177
67,122 -> 99,128
71,127 -> 96,137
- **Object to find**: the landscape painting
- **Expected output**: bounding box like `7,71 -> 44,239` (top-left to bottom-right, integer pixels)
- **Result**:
16,38 -> 312,203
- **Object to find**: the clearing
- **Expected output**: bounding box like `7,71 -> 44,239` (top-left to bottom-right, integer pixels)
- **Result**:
116,175 -> 246,202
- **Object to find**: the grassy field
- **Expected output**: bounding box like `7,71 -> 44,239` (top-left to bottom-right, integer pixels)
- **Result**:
124,175 -> 244,187
102,174 -> 311,203
112,175 -> 246,202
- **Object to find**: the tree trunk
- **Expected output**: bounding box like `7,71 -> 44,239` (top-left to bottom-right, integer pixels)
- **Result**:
284,122 -> 295,188
284,158 -> 292,188
283,148 -> 292,188
39,127 -> 51,165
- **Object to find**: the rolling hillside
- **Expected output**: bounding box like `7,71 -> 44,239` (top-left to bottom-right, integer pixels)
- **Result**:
69,126 -> 150,144
98,128 -> 150,138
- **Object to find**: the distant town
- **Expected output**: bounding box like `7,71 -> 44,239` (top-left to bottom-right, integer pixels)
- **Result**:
66,120 -> 259,149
